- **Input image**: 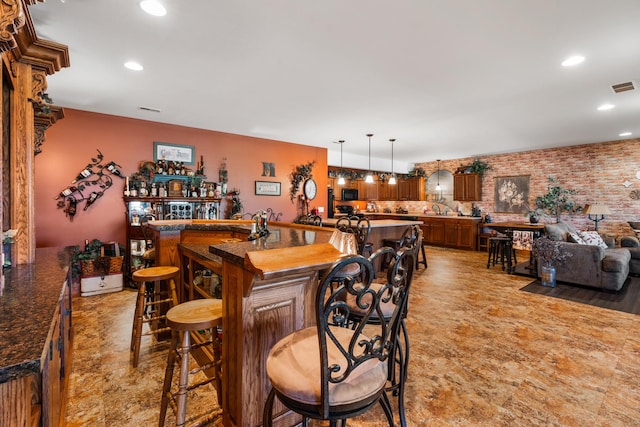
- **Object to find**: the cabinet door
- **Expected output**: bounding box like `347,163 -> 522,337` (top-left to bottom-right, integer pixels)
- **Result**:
453,174 -> 466,201
457,221 -> 478,250
357,180 -> 378,200
42,308 -> 62,427
443,221 -> 460,247
453,174 -> 482,201
397,178 -> 411,200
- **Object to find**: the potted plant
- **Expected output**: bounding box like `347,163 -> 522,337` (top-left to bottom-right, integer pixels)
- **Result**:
524,208 -> 545,224
468,158 -> 492,175
532,236 -> 572,287
534,176 -> 582,223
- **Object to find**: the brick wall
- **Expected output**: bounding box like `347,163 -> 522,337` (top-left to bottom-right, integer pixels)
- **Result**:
415,138 -> 640,237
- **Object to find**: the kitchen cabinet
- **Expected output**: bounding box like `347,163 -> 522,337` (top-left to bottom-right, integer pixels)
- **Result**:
378,181 -> 398,201
420,217 -> 446,246
357,180 -> 379,201
453,173 -> 482,201
419,216 -> 479,250
398,177 -> 425,201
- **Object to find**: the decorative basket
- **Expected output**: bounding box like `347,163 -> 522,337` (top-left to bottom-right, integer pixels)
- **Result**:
107,256 -> 124,273
80,259 -> 96,276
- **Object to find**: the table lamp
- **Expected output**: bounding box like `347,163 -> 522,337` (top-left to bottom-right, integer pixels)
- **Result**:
583,204 -> 611,231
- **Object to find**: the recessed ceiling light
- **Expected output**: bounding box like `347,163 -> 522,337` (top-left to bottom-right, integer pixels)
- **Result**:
124,61 -> 143,71
597,103 -> 615,111
619,132 -> 632,137
561,55 -> 585,67
140,0 -> 166,16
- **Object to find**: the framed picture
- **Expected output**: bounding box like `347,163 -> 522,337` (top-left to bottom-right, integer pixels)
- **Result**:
494,175 -> 530,213
255,181 -> 281,196
154,141 -> 195,165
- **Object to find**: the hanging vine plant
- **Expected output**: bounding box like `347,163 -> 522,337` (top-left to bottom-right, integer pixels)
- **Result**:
289,161 -> 316,203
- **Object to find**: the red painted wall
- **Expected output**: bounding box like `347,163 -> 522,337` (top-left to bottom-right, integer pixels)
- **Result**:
35,109 -> 328,249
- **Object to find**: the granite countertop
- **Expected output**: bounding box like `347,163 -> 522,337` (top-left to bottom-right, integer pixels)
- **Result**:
148,219 -> 253,233
335,212 -> 482,220
0,247 -> 70,383
208,225 -> 336,266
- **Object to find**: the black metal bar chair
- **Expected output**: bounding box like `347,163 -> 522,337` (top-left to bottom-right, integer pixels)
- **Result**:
263,251 -> 415,427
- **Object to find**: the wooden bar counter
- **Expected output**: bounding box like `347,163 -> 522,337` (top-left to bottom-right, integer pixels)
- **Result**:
148,220 -> 350,427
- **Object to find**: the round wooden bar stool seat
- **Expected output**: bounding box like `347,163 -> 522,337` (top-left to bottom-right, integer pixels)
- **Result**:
130,266 -> 179,368
160,299 -> 224,427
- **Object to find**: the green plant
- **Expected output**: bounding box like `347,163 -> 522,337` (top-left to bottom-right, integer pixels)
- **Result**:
534,176 -> 582,223
407,166 -> 426,178
469,158 -> 492,175
70,239 -> 103,280
289,161 -> 316,203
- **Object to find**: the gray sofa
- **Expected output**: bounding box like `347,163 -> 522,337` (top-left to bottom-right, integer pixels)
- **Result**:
538,222 -> 633,291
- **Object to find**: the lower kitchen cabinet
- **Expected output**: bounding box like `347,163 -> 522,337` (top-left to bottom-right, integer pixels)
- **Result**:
421,216 -> 479,250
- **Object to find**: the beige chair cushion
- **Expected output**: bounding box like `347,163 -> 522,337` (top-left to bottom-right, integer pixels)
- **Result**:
266,326 -> 387,407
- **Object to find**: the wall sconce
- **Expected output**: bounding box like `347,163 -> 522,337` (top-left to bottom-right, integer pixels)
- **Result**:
388,138 -> 397,185
583,204 -> 611,231
365,133 -> 374,183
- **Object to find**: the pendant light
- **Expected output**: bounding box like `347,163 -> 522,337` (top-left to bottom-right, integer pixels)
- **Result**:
435,159 -> 441,191
336,140 -> 346,185
388,138 -> 397,185
365,133 -> 374,183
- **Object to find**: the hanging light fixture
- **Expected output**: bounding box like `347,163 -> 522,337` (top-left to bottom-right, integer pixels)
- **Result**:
388,138 -> 397,185
365,133 -> 374,183
336,140 -> 346,185
435,159 -> 441,191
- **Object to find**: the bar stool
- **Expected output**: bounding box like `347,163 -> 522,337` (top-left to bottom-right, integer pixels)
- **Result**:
486,235 -> 517,272
382,225 -> 427,271
159,299 -> 223,427
130,266 -> 179,368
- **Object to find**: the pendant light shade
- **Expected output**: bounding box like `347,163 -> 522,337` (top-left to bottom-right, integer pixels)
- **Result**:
336,140 -> 346,185
365,133 -> 374,183
435,159 -> 441,191
388,138 -> 397,185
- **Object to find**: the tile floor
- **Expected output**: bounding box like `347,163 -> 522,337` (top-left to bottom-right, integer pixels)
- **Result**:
65,247 -> 640,426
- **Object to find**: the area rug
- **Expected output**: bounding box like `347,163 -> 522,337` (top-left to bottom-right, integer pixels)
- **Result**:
520,276 -> 640,315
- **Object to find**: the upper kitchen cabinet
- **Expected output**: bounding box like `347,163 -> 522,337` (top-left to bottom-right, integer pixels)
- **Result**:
453,173 -> 482,201
398,177 -> 425,201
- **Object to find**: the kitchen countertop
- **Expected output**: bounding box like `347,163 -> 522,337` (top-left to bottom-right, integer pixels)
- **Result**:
334,212 -> 482,220
0,247 -> 70,383
323,218 -> 424,228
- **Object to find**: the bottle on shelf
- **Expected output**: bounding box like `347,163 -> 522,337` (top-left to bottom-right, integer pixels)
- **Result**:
71,168 -> 92,183
167,161 -> 175,175
83,191 -> 102,210
138,181 -> 149,197
151,182 -> 157,197
55,186 -> 78,200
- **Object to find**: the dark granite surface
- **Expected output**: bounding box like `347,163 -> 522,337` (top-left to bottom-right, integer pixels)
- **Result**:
0,247 -> 70,383
208,225 -> 335,266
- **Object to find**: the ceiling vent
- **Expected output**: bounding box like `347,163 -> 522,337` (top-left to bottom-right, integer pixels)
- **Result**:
611,81 -> 636,94
138,106 -> 161,113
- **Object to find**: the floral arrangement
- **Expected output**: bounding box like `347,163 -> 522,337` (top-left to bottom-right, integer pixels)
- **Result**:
532,236 -> 572,268
289,161 -> 315,203
2,229 -> 17,244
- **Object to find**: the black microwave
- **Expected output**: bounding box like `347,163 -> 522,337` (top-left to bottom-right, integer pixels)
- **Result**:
341,188 -> 359,201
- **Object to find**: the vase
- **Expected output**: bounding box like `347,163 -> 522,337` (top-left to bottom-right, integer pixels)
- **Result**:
529,215 -> 539,224
540,265 -> 556,288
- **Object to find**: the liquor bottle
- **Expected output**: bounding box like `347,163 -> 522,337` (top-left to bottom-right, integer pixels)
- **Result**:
150,182 -> 157,197
138,181 -> 149,197
106,161 -> 123,177
55,186 -> 78,200
83,191 -> 102,210
167,161 -> 175,175
71,168 -> 93,183
156,160 -> 164,174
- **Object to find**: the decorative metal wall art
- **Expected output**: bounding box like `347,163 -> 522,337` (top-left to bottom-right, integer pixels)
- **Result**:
55,149 -> 124,220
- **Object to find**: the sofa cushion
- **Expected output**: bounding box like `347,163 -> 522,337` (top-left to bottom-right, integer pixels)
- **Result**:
546,223 -> 571,241
579,231 -> 609,249
568,232 -> 585,244
601,248 -> 631,273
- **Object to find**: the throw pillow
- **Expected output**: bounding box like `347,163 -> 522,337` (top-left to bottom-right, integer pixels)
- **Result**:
545,223 -> 569,241
579,231 -> 609,249
568,232 -> 586,244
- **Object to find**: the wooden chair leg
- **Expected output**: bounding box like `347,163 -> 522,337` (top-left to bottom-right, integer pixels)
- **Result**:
131,282 -> 146,367
159,330 -> 178,427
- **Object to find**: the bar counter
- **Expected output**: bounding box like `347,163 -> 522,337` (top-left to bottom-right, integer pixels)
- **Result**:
149,220 -> 351,427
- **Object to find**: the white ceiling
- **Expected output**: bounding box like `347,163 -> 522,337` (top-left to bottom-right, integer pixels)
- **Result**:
29,0 -> 640,173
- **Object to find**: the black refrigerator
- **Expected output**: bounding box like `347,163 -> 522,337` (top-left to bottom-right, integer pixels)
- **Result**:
328,188 -> 335,218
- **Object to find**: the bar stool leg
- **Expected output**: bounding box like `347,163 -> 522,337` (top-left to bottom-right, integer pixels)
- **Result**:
176,330 -> 191,427
159,330 -> 178,427
131,282 -> 146,367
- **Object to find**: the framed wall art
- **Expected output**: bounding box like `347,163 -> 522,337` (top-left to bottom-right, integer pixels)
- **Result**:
494,175 -> 530,213
255,181 -> 281,196
154,141 -> 195,165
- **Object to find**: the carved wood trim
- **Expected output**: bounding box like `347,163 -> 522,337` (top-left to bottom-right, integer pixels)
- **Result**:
0,0 -> 25,53
34,104 -> 63,155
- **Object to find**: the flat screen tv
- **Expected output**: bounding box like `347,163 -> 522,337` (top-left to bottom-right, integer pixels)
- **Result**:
341,188 -> 359,201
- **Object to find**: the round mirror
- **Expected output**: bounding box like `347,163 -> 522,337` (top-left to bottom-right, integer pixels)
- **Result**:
426,170 -> 453,204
